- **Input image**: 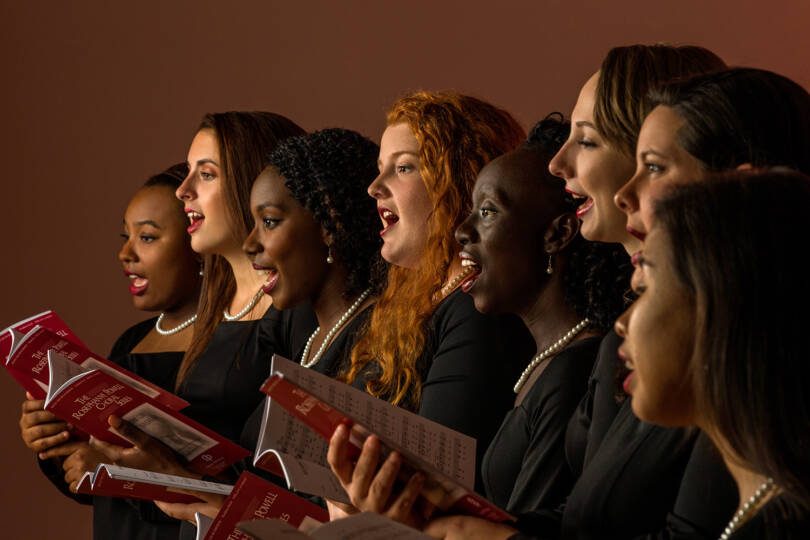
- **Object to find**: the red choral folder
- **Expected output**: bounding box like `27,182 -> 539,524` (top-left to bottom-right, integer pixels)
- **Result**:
43,352 -> 248,476
0,311 -> 86,360
76,464 -> 233,504
4,325 -> 188,410
202,472 -> 328,540
261,373 -> 515,523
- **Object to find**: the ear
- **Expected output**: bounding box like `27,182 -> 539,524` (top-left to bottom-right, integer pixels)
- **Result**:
321,228 -> 333,246
543,212 -> 580,254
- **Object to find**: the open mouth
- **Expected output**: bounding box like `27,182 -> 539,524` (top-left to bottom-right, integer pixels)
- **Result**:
618,348 -> 635,394
124,270 -> 148,296
565,188 -> 594,218
254,265 -> 280,295
378,206 -> 399,236
185,208 -> 205,234
459,253 -> 482,293
575,197 -> 594,218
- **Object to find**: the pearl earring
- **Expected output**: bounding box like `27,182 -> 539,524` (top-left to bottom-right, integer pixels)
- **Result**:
326,246 -> 334,264
199,262 -> 204,276
546,254 -> 553,275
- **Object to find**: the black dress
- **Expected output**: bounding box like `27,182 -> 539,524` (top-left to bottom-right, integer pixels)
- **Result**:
236,305 -> 367,470
351,288 -> 535,493
98,309 -> 276,540
481,337 -> 601,515
39,317 -> 185,540
510,330 -> 738,539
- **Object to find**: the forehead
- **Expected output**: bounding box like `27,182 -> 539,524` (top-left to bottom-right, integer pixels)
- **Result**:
571,71 -> 599,122
127,186 -> 182,223
251,167 -> 294,204
187,128 -> 219,160
476,150 -> 560,207
638,106 -> 687,150
379,122 -> 419,156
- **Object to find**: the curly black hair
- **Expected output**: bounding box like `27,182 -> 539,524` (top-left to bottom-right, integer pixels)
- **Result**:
524,114 -> 632,332
268,128 -> 385,299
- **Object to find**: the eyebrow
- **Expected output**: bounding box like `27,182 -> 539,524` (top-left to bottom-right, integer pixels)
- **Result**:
196,158 -> 219,167
379,150 -> 420,165
639,149 -> 666,160
257,202 -> 284,211
575,120 -> 596,129
135,220 -> 162,228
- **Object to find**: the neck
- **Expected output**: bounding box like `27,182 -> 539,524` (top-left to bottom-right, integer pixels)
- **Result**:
705,428 -> 776,514
159,299 -> 198,328
224,248 -> 270,319
312,267 -> 358,331
519,265 -> 585,352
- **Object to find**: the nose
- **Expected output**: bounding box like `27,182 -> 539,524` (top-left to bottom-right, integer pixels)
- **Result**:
242,222 -> 262,258
454,213 -> 478,247
614,303 -> 631,338
176,171 -> 195,201
614,170 -> 642,215
367,171 -> 389,199
548,140 -> 574,180
118,235 -> 138,263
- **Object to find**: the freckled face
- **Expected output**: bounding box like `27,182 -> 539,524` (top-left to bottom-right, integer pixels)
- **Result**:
242,167 -> 329,310
118,186 -> 201,312
548,72 -> 638,254
615,105 -> 707,241
175,129 -> 240,255
367,123 -> 433,268
615,226 -> 697,427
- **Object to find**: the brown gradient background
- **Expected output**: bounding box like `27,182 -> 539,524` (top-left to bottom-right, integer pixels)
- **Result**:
1,1 -> 808,537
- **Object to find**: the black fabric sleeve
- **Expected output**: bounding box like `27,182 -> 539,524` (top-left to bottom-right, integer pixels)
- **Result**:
506,356 -> 594,513
630,433 -> 738,540
417,291 -> 532,492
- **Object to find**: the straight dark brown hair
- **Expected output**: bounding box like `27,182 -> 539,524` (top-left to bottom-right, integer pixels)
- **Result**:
176,112 -> 305,389
655,170 -> 810,512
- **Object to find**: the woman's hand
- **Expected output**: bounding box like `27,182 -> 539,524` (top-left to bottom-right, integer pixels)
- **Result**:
155,496 -> 225,524
89,415 -> 198,478
19,393 -> 70,456
40,441 -> 108,492
423,516 -> 519,540
327,424 -> 425,527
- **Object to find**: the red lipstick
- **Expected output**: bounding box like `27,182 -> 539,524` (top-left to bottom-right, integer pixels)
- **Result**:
576,197 -> 594,218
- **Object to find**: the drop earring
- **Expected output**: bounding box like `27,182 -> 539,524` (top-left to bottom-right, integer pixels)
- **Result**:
199,262 -> 204,276
546,254 -> 553,275
326,245 -> 334,264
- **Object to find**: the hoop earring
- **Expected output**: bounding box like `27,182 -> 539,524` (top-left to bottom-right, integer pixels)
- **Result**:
546,254 -> 553,275
326,245 -> 334,264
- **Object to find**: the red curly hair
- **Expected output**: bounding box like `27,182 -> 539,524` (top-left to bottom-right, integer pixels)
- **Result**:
344,91 -> 525,409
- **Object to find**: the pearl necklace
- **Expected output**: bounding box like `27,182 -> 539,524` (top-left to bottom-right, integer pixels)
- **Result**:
514,318 -> 590,394
301,288 -> 372,369
223,288 -> 265,322
155,313 -> 197,336
440,266 -> 475,298
719,477 -> 775,540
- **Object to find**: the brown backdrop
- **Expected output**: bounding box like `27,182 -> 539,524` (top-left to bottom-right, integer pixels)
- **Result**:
2,1 -> 808,537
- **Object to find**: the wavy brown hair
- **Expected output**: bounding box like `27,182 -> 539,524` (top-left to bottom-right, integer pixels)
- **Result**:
344,91 -> 525,409
594,44 -> 726,158
175,111 -> 305,390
